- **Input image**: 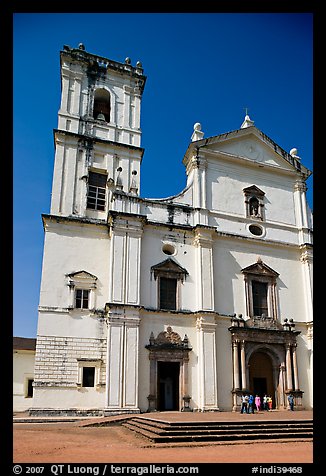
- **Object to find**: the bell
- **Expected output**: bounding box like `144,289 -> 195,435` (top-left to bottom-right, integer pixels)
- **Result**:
96,112 -> 106,121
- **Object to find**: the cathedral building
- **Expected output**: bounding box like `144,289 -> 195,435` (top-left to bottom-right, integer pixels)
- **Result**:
31,44 -> 313,416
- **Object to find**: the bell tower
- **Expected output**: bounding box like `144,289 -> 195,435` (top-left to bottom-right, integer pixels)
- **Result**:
50,43 -> 146,218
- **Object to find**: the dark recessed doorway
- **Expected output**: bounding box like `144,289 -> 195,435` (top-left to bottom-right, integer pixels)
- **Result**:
249,351 -> 275,408
157,361 -> 180,411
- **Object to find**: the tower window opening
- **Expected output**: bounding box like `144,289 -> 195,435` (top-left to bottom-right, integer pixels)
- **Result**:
87,171 -> 107,211
93,89 -> 111,122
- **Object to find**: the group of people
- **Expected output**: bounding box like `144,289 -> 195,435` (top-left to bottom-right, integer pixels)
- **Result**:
240,393 -> 295,413
240,394 -> 272,413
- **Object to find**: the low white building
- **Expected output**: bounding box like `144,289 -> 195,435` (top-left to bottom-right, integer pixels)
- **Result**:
13,337 -> 36,412
31,44 -> 313,416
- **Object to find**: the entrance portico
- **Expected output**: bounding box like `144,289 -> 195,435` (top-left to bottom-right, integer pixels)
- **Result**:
229,315 -> 303,411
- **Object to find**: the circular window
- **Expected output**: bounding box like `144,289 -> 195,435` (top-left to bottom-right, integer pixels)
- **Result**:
249,224 -> 263,236
162,243 -> 176,255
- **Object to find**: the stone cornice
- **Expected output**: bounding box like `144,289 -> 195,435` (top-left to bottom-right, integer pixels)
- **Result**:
53,129 -> 145,157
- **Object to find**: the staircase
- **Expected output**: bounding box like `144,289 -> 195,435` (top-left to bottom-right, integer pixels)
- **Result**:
123,416 -> 313,444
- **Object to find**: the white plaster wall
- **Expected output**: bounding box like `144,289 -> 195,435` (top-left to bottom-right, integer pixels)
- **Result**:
207,161 -> 296,227
294,328 -> 312,408
37,311 -> 107,339
39,220 -> 110,311
138,313 -> 199,412
33,387 -> 106,410
215,319 -> 234,410
139,226 -> 197,311
13,351 -> 35,412
138,314 -> 236,412
213,236 -> 308,323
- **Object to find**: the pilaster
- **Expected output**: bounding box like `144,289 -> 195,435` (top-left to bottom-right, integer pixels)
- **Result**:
105,310 -> 141,414
196,315 -> 219,411
293,180 -> 311,245
108,215 -> 143,306
193,227 -> 215,311
300,244 -> 313,323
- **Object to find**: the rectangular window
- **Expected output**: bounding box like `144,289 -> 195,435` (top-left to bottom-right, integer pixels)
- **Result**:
87,171 -> 107,211
159,277 -> 177,310
75,289 -> 89,309
82,367 -> 95,387
252,281 -> 268,317
26,379 -> 34,398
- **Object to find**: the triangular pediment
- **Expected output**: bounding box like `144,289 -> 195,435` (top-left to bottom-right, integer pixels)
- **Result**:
243,185 -> 265,197
67,270 -> 98,281
151,258 -> 188,279
241,260 -> 279,277
186,126 -> 311,178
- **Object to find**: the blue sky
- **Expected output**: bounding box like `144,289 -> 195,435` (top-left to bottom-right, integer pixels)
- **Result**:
13,13 -> 313,338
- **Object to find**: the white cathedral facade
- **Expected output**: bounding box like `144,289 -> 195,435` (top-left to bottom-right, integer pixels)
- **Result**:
31,44 -> 313,416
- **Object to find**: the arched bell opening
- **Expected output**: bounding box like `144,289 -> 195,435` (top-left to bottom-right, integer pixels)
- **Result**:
93,88 -> 111,122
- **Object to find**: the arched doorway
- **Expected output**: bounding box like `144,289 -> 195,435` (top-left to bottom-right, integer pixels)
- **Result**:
249,351 -> 275,409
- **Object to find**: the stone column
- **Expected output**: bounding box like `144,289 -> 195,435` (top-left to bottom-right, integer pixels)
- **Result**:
272,365 -> 279,408
181,356 -> 192,412
147,356 -> 157,412
286,343 -> 293,390
279,363 -> 286,409
292,344 -> 300,391
232,340 -> 240,390
240,340 -> 247,390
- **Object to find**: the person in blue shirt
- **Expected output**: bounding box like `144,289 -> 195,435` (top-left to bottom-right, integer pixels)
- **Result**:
288,393 -> 294,411
248,394 -> 255,413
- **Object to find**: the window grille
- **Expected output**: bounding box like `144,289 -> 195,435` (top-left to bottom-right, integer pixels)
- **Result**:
87,172 -> 107,211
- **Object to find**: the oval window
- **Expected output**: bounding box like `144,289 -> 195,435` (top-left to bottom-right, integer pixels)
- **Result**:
249,224 -> 263,236
162,243 -> 175,255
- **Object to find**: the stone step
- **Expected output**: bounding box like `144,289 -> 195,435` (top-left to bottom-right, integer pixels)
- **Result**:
125,418 -> 312,434
132,416 -> 312,427
123,417 -> 313,444
124,421 -> 312,437
129,417 -> 312,431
